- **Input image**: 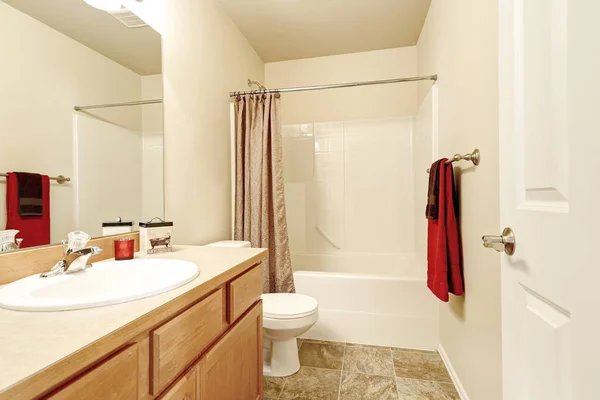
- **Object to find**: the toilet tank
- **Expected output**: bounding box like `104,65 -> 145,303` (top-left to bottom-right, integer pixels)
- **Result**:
205,240 -> 251,248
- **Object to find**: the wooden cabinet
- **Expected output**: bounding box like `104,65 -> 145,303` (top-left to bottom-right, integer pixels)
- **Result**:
152,289 -> 226,394
29,261 -> 264,400
159,367 -> 197,400
200,302 -> 263,400
47,344 -> 138,400
160,302 -> 263,400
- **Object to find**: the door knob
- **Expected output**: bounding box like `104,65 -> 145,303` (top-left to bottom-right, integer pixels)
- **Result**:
482,227 -> 515,255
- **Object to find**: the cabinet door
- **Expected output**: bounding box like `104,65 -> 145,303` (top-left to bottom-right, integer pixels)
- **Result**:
199,302 -> 262,400
160,367 -> 197,400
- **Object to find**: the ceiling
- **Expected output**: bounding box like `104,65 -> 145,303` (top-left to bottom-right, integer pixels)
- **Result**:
216,0 -> 431,62
2,0 -> 161,75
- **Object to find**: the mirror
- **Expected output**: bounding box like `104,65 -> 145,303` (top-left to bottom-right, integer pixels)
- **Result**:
0,0 -> 163,251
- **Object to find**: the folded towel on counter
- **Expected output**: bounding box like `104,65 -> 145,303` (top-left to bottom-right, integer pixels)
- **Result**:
427,161 -> 464,302
5,172 -> 51,248
425,159 -> 444,219
14,172 -> 43,216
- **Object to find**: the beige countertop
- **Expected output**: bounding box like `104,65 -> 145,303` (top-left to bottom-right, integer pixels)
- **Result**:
0,245 -> 266,396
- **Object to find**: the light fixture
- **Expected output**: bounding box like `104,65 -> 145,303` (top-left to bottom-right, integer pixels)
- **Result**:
83,0 -> 123,12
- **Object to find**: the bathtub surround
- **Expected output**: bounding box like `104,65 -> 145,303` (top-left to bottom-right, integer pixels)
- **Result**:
271,49 -> 439,350
284,117 -> 416,274
234,94 -> 295,293
281,125 -> 314,183
416,0 -> 503,398
264,339 -> 459,400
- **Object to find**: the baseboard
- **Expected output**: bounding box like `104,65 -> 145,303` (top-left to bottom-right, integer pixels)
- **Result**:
438,344 -> 469,400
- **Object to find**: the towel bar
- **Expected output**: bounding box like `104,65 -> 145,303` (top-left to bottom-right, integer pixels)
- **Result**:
426,149 -> 480,173
0,173 -> 70,184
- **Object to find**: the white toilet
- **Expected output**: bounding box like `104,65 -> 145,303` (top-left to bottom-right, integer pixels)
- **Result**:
206,240 -> 319,377
261,293 -> 318,376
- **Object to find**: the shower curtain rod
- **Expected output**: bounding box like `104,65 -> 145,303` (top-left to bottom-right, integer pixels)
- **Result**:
229,74 -> 437,97
74,99 -> 163,111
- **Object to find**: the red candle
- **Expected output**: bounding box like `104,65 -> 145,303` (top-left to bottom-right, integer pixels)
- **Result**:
114,238 -> 135,260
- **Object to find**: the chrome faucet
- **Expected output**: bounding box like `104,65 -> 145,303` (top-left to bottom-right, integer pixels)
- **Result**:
40,246 -> 103,278
40,231 -> 103,278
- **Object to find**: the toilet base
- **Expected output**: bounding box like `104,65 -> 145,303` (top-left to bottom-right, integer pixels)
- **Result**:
263,338 -> 300,377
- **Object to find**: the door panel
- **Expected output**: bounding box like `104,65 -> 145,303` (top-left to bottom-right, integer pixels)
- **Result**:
517,0 -> 569,210
522,287 -> 572,400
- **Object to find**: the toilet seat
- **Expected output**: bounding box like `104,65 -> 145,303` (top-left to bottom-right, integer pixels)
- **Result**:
262,293 -> 318,320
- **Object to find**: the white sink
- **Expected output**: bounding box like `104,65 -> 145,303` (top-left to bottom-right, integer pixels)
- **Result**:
0,258 -> 200,311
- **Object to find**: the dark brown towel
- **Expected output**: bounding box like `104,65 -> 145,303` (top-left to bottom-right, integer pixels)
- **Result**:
14,172 -> 43,216
425,159 -> 444,220
449,164 -> 459,219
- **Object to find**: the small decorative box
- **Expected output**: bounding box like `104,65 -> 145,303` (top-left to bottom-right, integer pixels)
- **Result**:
139,218 -> 173,255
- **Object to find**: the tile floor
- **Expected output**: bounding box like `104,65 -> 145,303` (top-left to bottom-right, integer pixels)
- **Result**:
264,339 -> 460,400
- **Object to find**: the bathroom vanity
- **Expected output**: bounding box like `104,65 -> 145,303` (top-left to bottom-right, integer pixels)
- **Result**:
0,244 -> 266,400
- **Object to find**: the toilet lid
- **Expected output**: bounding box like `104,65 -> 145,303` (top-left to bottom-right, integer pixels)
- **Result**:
261,293 -> 318,319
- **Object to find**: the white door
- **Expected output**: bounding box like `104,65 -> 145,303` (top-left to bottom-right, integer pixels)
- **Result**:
498,0 -> 600,399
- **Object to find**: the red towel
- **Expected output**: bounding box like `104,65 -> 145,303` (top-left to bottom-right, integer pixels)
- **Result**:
5,173 -> 51,248
427,161 -> 464,301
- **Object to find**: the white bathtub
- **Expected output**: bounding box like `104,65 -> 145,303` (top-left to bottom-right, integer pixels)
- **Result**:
294,270 -> 439,349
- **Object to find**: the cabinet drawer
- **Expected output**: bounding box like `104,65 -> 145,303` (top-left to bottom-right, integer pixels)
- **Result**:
228,265 -> 262,322
159,366 -> 197,400
152,288 -> 226,394
48,344 -> 138,400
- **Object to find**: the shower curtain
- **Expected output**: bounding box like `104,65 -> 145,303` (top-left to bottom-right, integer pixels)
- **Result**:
234,93 -> 295,293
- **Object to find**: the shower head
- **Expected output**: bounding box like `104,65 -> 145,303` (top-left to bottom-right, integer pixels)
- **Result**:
247,79 -> 267,91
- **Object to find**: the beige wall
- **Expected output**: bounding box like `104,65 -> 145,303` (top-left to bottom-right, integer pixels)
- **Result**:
417,1 -> 503,399
265,47 -> 418,125
0,2 -> 142,244
161,0 -> 264,244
